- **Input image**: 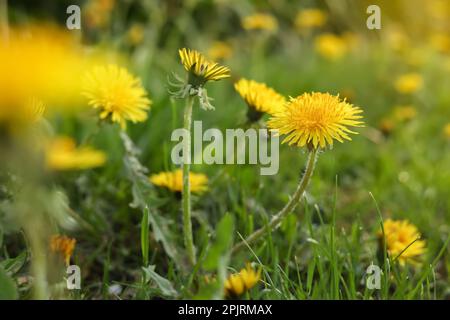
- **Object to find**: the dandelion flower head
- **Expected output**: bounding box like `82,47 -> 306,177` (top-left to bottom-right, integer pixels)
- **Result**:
150,169 -> 208,194
83,64 -> 151,129
268,92 -> 364,149
224,263 -> 261,297
379,219 -> 426,265
234,78 -> 286,117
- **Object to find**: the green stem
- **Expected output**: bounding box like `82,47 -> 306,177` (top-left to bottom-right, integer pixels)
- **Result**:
232,148 -> 318,254
182,96 -> 196,265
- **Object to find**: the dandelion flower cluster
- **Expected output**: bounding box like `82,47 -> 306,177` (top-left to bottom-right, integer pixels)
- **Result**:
224,264 -> 261,297
50,235 -> 76,266
242,13 -> 278,31
268,92 -> 364,149
179,48 -> 231,85
314,33 -> 348,60
46,137 -> 107,171
150,169 -> 208,194
295,9 -> 327,30
379,219 -> 426,265
394,73 -> 423,94
234,78 -> 286,118
83,65 -> 151,129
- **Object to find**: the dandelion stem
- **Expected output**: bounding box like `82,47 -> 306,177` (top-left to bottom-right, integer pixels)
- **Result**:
232,148 -> 318,254
182,95 -> 196,265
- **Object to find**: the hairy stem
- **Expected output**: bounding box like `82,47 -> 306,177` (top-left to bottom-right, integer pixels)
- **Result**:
232,148 -> 318,254
182,96 -> 196,265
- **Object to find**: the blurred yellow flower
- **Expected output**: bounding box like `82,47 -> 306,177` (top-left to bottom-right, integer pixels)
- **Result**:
150,169 -> 208,194
242,13 -> 278,31
224,263 -> 261,297
207,41 -> 233,61
429,33 -> 450,53
83,65 -> 151,129
444,123 -> 450,138
394,73 -> 423,94
234,78 -> 286,119
50,235 -> 76,266
384,27 -> 410,52
85,0 -> 115,29
379,219 -> 426,266
295,8 -> 327,30
0,24 -> 94,114
393,105 -> 417,122
179,48 -> 231,85
314,33 -> 348,60
46,137 -> 106,171
268,92 -> 364,149
127,23 -> 145,45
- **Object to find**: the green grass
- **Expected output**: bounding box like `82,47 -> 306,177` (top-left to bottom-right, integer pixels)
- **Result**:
1,0 -> 450,300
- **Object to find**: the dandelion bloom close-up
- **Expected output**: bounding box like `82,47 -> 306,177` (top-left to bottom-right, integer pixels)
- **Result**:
46,137 -> 107,171
224,264 -> 261,297
149,169 -> 208,194
83,64 -> 151,129
234,78 -> 286,118
179,48 -> 231,85
50,235 -> 76,266
268,92 -> 364,149
379,219 -> 426,265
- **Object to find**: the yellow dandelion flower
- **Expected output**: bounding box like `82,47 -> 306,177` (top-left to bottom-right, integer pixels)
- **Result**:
83,64 -> 151,129
295,8 -> 327,30
393,105 -> 417,122
444,123 -> 450,138
149,169 -> 208,194
224,263 -> 261,297
50,235 -> 76,266
207,41 -> 233,61
0,24 -> 95,112
268,92 -> 364,149
127,23 -> 145,45
314,33 -> 348,60
46,137 -> 106,171
234,78 -> 286,120
179,48 -> 231,85
242,13 -> 278,31
379,219 -> 426,265
394,73 -> 423,94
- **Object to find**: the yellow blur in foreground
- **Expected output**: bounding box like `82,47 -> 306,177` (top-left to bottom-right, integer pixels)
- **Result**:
0,24 -> 104,121
46,136 -> 107,171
